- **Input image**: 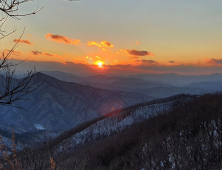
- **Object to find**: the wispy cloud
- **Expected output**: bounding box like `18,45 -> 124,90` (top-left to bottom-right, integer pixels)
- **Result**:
5,49 -> 22,56
169,61 -> 175,63
43,53 -> 54,57
13,39 -> 34,45
45,33 -> 80,45
31,50 -> 56,57
132,41 -> 140,45
141,59 -> 158,65
129,56 -> 139,59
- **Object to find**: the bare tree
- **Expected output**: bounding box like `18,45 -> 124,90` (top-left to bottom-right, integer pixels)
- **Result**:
0,0 -> 44,108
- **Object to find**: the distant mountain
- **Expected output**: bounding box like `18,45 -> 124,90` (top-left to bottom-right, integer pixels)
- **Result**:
41,71 -> 222,88
41,71 -> 146,84
128,73 -> 222,86
0,72 -> 153,133
79,81 -> 172,91
134,86 -> 215,98
41,71 -> 85,83
40,71 -> 219,98
40,71 -> 172,90
187,81 -> 222,91
85,75 -> 146,83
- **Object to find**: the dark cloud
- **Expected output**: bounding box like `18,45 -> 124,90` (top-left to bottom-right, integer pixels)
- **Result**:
208,58 -> 222,64
31,50 -> 42,55
46,33 -> 80,45
32,51 -> 55,57
141,60 -> 158,65
13,39 -> 34,45
169,61 -> 175,63
127,49 -> 154,56
43,53 -> 54,57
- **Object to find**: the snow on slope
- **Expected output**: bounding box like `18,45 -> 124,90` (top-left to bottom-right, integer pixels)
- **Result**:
56,95 -> 195,153
34,124 -> 46,130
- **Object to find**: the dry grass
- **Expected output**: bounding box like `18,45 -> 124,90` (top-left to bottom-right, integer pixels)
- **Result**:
0,129 -> 58,170
0,129 -> 22,170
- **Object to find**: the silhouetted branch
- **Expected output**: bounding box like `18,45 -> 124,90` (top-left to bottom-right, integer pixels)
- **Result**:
0,0 -> 44,108
0,0 -> 45,40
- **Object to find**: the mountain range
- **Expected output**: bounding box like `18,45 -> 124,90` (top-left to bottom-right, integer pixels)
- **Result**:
0,72 -> 153,133
40,71 -> 218,98
128,73 -> 222,86
41,71 -> 222,86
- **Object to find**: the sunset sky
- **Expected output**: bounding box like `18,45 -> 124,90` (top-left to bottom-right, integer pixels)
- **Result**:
2,0 -> 222,75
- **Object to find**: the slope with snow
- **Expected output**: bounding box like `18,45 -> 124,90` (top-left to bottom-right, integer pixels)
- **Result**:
55,94 -> 196,153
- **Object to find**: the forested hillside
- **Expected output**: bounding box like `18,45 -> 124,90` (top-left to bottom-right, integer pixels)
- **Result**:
1,93 -> 221,169
55,93 -> 222,169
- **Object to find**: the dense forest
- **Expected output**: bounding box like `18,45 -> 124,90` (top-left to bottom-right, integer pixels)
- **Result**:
1,93 -> 222,169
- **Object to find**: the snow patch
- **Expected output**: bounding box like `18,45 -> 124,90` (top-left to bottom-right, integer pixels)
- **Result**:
34,124 -> 45,130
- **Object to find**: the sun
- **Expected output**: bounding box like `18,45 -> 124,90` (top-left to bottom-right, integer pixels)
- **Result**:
97,62 -> 103,67
95,60 -> 104,68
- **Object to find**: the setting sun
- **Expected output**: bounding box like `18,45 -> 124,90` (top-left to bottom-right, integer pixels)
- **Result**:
98,62 -> 103,67
95,61 -> 104,68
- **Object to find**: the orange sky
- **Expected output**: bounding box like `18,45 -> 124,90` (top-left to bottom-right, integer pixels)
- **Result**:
2,0 -> 222,75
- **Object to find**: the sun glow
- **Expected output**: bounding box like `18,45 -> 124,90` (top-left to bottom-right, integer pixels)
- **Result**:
98,62 -> 103,67
95,60 -> 104,68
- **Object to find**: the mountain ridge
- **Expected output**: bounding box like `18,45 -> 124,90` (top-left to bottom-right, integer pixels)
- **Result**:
0,72 -> 153,133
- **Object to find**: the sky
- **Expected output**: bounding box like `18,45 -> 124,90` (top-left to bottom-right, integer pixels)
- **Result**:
1,0 -> 222,75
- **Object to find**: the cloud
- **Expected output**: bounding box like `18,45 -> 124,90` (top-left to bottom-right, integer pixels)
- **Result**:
43,53 -> 54,57
87,41 -> 114,48
207,58 -> 222,64
141,59 -> 158,65
129,56 -> 139,59
11,59 -> 222,76
13,39 -> 34,45
87,41 -> 102,47
101,41 -> 113,48
132,41 -> 140,45
31,51 -> 55,57
169,61 -> 175,63
31,50 -> 42,55
126,49 -> 154,56
45,33 -> 80,45
4,49 -> 22,56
